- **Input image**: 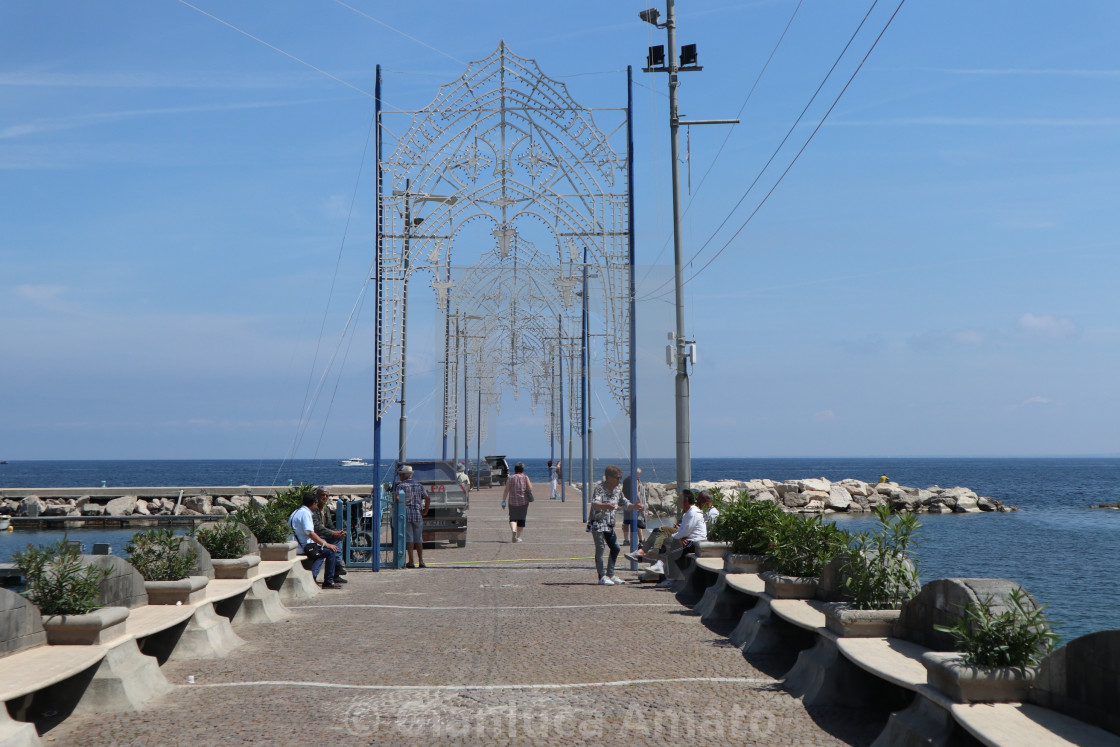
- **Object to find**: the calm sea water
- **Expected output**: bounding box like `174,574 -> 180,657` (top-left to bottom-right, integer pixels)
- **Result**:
2,457 -> 1118,641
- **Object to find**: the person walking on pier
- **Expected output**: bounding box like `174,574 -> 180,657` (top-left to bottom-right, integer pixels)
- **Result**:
622,467 -> 645,547
392,464 -> 430,568
502,462 -> 533,542
588,464 -> 643,585
548,459 -> 561,499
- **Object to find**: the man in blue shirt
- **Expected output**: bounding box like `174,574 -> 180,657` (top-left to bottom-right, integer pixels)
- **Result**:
392,464 -> 430,569
289,490 -> 342,589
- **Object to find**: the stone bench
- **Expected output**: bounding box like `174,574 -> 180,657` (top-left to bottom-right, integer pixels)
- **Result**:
950,702 -> 1120,747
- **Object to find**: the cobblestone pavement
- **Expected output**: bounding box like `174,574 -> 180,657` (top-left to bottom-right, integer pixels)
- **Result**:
43,487 -> 890,746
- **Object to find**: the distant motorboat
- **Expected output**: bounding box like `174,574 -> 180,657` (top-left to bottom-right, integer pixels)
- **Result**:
0,516 -> 10,530
338,457 -> 371,467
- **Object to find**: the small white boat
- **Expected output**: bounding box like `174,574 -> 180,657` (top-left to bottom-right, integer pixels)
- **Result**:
338,457 -> 370,467
0,516 -> 10,530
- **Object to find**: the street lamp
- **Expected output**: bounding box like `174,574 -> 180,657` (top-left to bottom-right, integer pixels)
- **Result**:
391,181 -> 458,463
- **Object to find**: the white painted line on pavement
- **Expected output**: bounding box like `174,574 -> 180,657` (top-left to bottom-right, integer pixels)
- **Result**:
199,676 -> 778,692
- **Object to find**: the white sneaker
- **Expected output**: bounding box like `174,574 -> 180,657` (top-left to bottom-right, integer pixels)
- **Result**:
609,575 -> 625,585
598,576 -> 614,585
515,537 -> 523,543
648,560 -> 665,574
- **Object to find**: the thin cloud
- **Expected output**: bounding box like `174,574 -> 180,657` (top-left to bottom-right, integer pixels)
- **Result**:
14,284 -> 75,312
813,409 -> 836,421
0,97 -> 340,140
1018,313 -> 1078,341
1009,396 -> 1052,412
830,116 -> 1120,127
920,67 -> 1120,79
0,70 -> 325,89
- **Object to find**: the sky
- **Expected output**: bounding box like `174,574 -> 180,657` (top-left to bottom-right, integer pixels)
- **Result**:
2,0 -> 1119,461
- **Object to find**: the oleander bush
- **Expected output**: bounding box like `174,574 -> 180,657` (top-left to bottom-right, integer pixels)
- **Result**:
765,512 -> 849,579
935,588 -> 1060,671
125,528 -> 198,582
14,539 -> 111,615
707,490 -> 786,555
234,484 -> 315,544
195,518 -> 251,560
840,505 -> 923,610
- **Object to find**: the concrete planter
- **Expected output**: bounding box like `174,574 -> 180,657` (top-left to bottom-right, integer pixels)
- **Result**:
144,575 -> 209,605
823,604 -> 901,637
210,554 -> 261,580
698,540 -> 732,558
42,606 -> 130,645
725,553 -> 766,573
921,652 -> 1036,703
760,570 -> 818,599
259,541 -> 298,562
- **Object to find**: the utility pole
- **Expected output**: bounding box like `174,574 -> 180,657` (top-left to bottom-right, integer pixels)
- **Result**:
640,2 -> 736,493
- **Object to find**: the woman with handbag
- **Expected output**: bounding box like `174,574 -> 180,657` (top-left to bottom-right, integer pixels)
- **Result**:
501,462 -> 533,543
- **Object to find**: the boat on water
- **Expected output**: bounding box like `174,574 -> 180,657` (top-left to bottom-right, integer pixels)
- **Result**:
337,457 -> 371,467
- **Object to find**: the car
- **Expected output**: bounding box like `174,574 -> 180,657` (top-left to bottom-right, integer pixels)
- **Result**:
465,460 -> 492,488
484,455 -> 510,486
390,459 -> 469,547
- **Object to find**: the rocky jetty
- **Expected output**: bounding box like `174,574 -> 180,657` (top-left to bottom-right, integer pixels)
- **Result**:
640,477 -> 1013,517
0,491 -> 370,518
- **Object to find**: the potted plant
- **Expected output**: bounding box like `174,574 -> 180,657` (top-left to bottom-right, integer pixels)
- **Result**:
708,492 -> 784,573
13,538 -> 127,644
125,528 -> 208,605
924,588 -> 1060,703
760,513 -> 848,599
196,519 -> 260,579
826,505 -> 922,637
234,484 -> 311,561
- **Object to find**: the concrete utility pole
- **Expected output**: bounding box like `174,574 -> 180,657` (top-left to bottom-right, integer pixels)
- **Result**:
641,2 -> 736,493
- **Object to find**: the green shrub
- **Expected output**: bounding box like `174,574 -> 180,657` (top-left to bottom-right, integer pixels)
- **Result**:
234,484 -> 315,544
125,528 -> 198,581
707,490 -> 786,555
840,505 -> 923,610
195,518 -> 250,559
935,588 -> 1060,671
765,512 -> 849,578
14,539 -> 111,615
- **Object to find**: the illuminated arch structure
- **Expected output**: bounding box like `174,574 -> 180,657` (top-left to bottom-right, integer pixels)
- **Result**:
373,42 -> 636,490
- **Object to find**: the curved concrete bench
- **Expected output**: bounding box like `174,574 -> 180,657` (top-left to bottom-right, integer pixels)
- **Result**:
950,702 -> 1120,747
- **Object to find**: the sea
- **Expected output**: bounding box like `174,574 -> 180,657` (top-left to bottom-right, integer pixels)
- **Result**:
2,457 -> 1118,642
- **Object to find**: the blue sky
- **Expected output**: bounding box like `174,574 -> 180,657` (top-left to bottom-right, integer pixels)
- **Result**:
2,1 -> 1118,461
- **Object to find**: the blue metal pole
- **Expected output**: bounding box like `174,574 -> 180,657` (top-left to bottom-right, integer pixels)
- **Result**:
372,63 -> 383,572
626,65 -> 640,561
581,247 -> 589,523
558,314 -> 566,503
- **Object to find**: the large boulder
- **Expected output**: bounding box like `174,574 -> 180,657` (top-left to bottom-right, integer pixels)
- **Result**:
182,495 -> 213,514
105,495 -> 139,516
798,478 -> 832,493
19,496 -> 44,517
826,485 -> 852,511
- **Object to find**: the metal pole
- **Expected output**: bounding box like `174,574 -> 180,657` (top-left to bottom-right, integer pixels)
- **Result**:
476,388 -> 482,488
372,64 -> 383,572
441,293 -> 451,461
398,178 -> 412,465
666,0 -> 691,493
558,315 -> 566,503
453,318 -> 461,464
581,247 -> 589,523
463,347 -> 469,474
627,65 -> 640,558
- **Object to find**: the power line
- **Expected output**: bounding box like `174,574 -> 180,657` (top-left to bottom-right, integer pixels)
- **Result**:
642,0 -> 908,303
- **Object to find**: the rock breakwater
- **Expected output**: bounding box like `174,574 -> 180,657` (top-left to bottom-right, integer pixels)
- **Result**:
640,477 -> 1013,517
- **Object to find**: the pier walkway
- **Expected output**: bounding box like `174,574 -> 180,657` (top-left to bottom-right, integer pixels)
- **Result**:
41,486 -> 886,746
